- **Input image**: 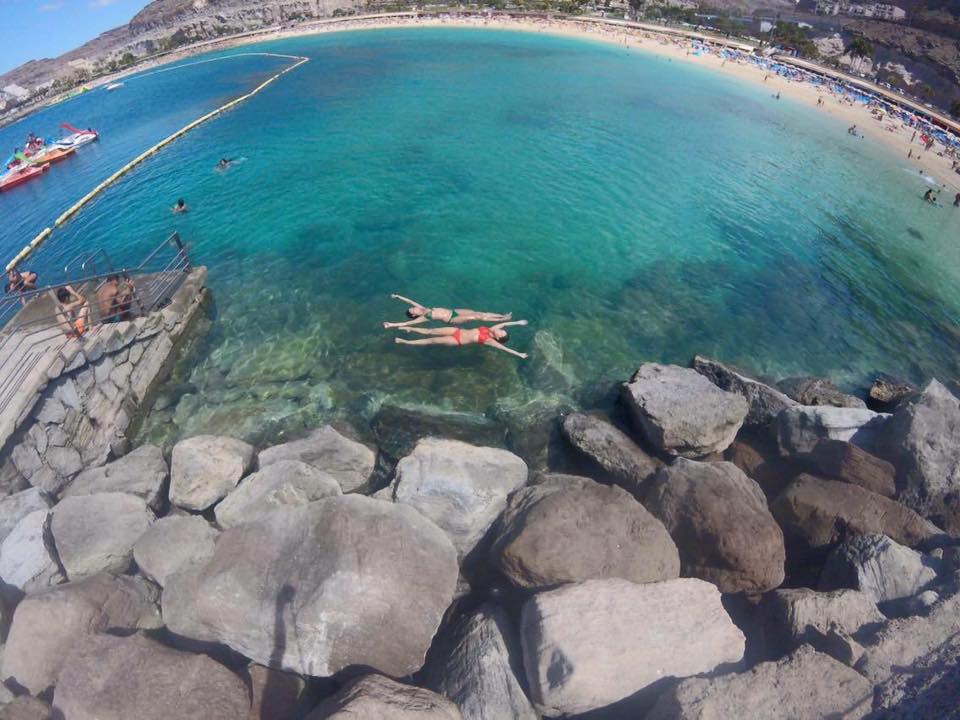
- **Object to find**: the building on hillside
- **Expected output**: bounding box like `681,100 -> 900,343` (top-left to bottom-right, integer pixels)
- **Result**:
815,1 -> 905,19
1,84 -> 30,101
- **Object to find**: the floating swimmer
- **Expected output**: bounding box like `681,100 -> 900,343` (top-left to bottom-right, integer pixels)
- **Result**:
383,294 -> 512,328
217,158 -> 232,170
172,198 -> 188,214
394,320 -> 530,360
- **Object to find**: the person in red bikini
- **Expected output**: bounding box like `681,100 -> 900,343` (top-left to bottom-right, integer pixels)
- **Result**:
394,319 -> 529,360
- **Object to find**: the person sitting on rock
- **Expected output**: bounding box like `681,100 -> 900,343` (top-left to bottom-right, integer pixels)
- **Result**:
96,274 -> 137,323
5,268 -> 38,305
52,285 -> 91,339
394,320 -> 529,359
383,293 -> 512,329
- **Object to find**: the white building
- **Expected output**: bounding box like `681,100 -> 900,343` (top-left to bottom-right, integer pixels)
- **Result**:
815,1 -> 906,20
1,84 -> 30,101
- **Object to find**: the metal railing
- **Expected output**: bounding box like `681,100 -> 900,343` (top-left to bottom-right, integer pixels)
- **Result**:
0,232 -> 193,419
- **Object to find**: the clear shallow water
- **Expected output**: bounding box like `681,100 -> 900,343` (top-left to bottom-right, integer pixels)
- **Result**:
2,28 -> 959,448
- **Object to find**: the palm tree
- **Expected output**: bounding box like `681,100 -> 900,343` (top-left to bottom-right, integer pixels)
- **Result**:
847,36 -> 874,73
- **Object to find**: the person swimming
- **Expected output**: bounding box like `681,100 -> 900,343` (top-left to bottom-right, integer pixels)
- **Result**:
394,320 -> 529,360
923,189 -> 939,205
217,158 -> 234,170
383,294 -> 512,328
172,198 -> 188,214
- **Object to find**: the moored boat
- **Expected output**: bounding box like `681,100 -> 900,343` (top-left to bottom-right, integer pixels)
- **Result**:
0,163 -> 50,192
105,82 -> 124,91
32,146 -> 76,164
53,123 -> 99,149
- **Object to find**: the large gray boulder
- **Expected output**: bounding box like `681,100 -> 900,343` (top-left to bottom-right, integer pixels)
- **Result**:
643,459 -> 785,593
808,439 -> 896,497
64,444 -> 168,511
163,496 -> 458,677
133,515 -> 218,587
246,663 -> 309,720
0,488 -> 49,545
50,492 -> 154,580
421,604 -> 536,720
491,478 -> 679,590
820,534 -> 939,604
306,674 -> 462,719
259,425 -> 375,493
0,697 -> 53,720
53,632 -> 250,720
214,460 -> 341,528
392,438 -> 527,559
777,376 -> 867,409
692,355 -> 797,428
0,510 -> 61,594
2,573 -> 161,695
881,379 -> 960,533
169,435 -> 255,511
560,413 -> 661,494
762,588 -> 884,655
520,578 -> 745,717
622,364 -> 748,458
772,475 -> 942,549
647,644 -> 872,720
777,406 -> 888,456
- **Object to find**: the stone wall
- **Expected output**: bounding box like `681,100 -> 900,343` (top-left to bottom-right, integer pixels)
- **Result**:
0,268 -> 209,496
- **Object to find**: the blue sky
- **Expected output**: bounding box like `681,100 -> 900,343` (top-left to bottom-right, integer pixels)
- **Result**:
0,0 -> 150,76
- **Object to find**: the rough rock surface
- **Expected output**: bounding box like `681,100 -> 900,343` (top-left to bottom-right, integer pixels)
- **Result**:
163,496 -> 458,677
371,402 -> 505,462
771,474 -> 942,549
819,534 -> 938,604
258,425 -> 375,493
868,376 -> 916,413
169,434 -> 255,511
762,588 -> 884,654
777,405 -> 888,456
421,604 -> 537,720
560,413 -> 661,494
2,573 -> 160,695
0,510 -> 61,593
214,459 -> 341,528
392,438 -> 527,559
64,444 -> 168,511
246,664 -> 308,720
622,364 -> 748,458
724,437 -> 795,498
520,578 -> 745,717
692,355 -> 797,428
808,439 -> 896,497
307,674 -> 462,719
777,376 -> 867,409
881,379 -> 960,533
491,478 -> 679,590
53,632 -> 250,720
50,492 -> 154,579
0,697 -> 53,720
643,459 -> 785,593
0,488 -> 49,545
133,515 -> 218,586
647,645 -> 872,720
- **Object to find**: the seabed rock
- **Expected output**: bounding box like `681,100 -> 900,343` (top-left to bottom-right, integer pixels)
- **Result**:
371,402 -> 506,461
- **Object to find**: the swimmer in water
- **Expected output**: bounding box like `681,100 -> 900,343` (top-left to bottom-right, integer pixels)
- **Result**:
394,320 -> 530,360
172,198 -> 188,214
383,294 -> 512,328
954,192 -> 960,207
217,158 -> 233,170
923,189 -> 938,205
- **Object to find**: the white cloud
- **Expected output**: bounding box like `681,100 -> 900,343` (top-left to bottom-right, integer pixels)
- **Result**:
88,0 -> 118,8
38,0 -> 63,10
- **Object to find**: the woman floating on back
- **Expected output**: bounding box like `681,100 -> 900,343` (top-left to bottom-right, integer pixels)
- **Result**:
384,294 -> 512,329
395,320 -> 529,360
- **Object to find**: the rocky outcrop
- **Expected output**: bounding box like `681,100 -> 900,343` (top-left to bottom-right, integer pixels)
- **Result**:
808,439 -> 896,497
214,459 -> 341,528
777,406 -> 888,456
777,376 -> 866,409
692,355 -> 797,428
53,632 -> 250,720
392,438 -> 527,559
64,444 -> 168,511
50,492 -> 154,579
420,604 -> 536,720
881,379 -> 960,533
258,425 -> 375,493
163,496 -> 458,677
643,459 -> 785,593
762,588 -> 884,655
307,674 -> 463,720
647,645 -> 873,720
0,697 -> 53,720
868,376 -> 916,412
371,402 -> 505,462
622,364 -> 747,458
0,510 -> 61,594
560,412 -> 661,493
819,534 -> 938,604
520,578 -> 744,717
724,437 -> 795,498
490,478 -> 679,590
771,474 -> 942,549
0,488 -> 49,545
2,573 -> 160,695
132,515 -> 218,586
246,664 -> 309,720
169,435 -> 255,511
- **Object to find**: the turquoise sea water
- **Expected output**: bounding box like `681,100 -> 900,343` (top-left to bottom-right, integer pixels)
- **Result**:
2,28 -> 959,447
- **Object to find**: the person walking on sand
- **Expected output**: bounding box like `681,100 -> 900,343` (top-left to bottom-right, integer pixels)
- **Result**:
384,294 -> 512,328
394,320 -> 530,360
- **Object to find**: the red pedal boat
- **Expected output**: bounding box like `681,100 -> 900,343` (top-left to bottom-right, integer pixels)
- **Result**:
0,163 -> 50,192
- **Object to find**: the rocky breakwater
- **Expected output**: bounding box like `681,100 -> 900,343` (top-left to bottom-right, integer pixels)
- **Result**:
0,356 -> 956,718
